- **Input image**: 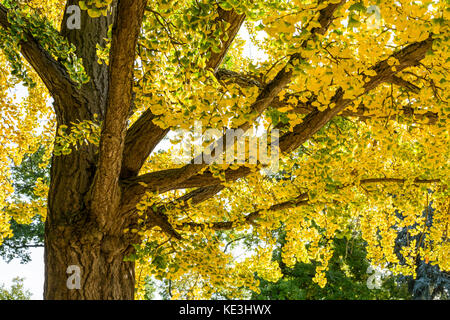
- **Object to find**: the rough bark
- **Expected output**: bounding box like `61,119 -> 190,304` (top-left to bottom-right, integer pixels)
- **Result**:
44,211 -> 135,300
43,0 -> 142,300
44,88 -> 138,299
44,93 -> 137,299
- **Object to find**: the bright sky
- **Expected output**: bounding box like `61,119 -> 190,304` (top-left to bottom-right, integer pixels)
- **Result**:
0,248 -> 44,299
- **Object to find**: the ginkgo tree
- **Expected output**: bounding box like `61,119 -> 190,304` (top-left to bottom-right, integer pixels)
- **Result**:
0,0 -> 448,300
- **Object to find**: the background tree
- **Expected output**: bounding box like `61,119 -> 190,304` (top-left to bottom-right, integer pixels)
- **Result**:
252,232 -> 411,300
0,277 -> 32,300
0,0 -> 448,300
0,147 -> 47,263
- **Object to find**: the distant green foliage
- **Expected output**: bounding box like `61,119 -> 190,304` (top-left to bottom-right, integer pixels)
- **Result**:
0,147 -> 48,264
0,218 -> 43,264
252,234 -> 411,300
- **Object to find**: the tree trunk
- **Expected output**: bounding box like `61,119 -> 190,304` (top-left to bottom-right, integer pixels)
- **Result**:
40,4 -> 140,299
43,143 -> 136,300
44,224 -> 135,300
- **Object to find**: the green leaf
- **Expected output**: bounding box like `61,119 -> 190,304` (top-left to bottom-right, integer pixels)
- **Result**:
349,2 -> 367,13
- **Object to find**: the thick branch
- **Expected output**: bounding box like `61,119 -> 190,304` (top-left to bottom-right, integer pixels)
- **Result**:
120,109 -> 169,179
89,0 -> 147,229
121,166 -> 251,207
0,4 -> 76,103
